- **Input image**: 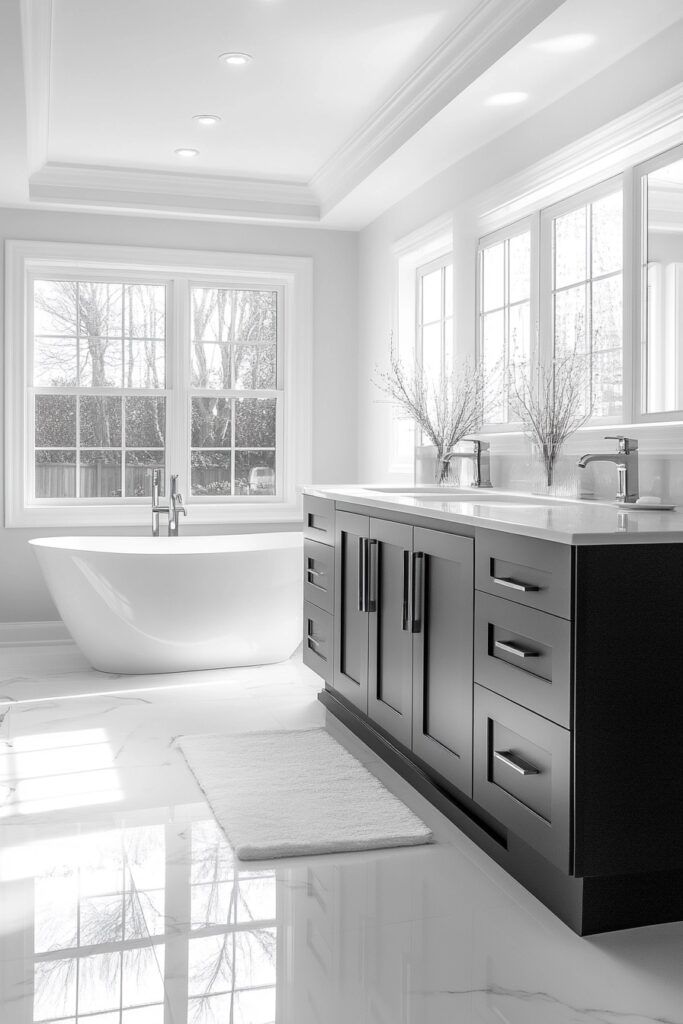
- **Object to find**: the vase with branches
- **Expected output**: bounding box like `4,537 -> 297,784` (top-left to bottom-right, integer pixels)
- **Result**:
375,343 -> 490,484
509,350 -> 593,493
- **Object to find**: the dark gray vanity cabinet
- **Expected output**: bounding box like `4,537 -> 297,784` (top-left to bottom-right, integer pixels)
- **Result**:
332,509 -> 473,766
302,497 -> 336,686
333,510 -> 370,713
305,494 -> 683,934
411,527 -> 473,795
366,517 -> 413,748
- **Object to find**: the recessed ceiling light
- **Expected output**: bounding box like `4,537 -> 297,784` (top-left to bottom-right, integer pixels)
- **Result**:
193,114 -> 221,127
219,52 -> 252,66
534,33 -> 596,54
486,92 -> 528,107
175,148 -> 199,157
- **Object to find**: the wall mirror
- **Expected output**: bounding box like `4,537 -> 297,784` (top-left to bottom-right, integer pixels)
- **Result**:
642,145 -> 683,414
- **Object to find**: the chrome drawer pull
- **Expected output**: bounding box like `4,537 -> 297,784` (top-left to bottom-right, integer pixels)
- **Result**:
306,633 -> 324,649
494,639 -> 539,659
494,750 -> 539,776
492,576 -> 539,593
306,567 -> 326,579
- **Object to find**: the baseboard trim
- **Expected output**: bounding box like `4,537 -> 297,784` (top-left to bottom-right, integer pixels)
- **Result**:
0,620 -> 73,647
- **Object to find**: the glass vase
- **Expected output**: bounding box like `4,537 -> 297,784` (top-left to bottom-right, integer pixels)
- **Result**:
530,443 -> 578,498
414,445 -> 460,487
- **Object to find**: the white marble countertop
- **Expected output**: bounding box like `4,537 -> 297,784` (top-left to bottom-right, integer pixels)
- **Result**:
302,484 -> 683,545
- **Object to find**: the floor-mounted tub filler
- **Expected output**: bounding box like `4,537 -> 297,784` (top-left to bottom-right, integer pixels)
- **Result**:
30,533 -> 303,674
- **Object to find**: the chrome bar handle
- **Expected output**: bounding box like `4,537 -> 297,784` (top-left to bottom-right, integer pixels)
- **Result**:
306,567 -> 326,579
492,576 -> 539,593
357,538 -> 366,613
366,539 -> 378,613
494,639 -> 539,659
401,550 -> 411,631
493,750 -> 539,776
411,552 -> 425,633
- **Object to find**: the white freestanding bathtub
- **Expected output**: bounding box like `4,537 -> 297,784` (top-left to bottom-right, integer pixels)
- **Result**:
30,533 -> 303,674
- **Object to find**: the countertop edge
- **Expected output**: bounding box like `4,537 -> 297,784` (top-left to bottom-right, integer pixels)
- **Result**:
301,486 -> 683,545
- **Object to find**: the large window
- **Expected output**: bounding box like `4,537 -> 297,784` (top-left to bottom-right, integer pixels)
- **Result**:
32,279 -> 168,500
477,181 -> 623,426
544,184 -> 623,419
477,221 -> 533,424
416,255 -> 453,384
6,243 -> 312,527
190,286 -> 279,498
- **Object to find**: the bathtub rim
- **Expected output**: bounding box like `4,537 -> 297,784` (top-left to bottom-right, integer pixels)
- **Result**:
29,531 -> 304,556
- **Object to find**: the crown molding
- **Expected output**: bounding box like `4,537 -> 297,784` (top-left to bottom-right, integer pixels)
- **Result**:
28,162 -> 321,223
310,0 -> 564,216
477,82 -> 683,233
21,0 -> 52,175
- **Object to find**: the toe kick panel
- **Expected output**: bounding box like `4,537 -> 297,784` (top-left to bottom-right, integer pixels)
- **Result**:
473,685 -> 571,872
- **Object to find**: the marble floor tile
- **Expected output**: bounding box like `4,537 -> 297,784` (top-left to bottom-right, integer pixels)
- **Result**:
0,643 -> 681,1024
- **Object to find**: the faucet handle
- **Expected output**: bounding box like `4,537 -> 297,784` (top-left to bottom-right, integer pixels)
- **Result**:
605,436 -> 638,453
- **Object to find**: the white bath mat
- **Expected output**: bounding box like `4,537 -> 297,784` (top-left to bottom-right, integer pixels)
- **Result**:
176,727 -> 433,860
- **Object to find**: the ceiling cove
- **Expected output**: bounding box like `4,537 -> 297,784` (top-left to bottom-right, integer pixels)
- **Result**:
21,0 -> 563,225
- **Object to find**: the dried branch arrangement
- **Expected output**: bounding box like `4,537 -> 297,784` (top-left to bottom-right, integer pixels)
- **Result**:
509,351 -> 593,487
375,342 -> 490,482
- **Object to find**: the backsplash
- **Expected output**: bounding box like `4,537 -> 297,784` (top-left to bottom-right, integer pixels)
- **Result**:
485,428 -> 683,504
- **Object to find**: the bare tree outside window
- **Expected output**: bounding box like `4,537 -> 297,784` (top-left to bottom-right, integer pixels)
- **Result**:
551,190 -> 623,418
190,287 -> 278,497
30,275 -> 283,506
32,279 -> 166,499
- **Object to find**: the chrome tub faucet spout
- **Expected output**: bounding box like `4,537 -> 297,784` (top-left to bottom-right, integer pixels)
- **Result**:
152,470 -> 188,536
169,474 -> 187,537
577,436 -> 639,504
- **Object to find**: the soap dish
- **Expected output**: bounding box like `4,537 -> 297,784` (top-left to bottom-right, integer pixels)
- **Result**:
616,502 -> 676,511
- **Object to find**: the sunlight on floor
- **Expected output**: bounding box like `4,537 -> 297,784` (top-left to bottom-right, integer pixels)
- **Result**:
0,727 -> 122,817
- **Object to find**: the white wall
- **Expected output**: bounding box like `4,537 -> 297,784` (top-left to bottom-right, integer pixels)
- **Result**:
357,22 -> 683,485
0,208 -> 358,621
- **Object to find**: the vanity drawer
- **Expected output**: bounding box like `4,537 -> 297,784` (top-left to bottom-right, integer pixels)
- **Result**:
473,685 -> 571,872
304,539 -> 334,614
303,601 -> 333,684
474,592 -> 572,728
475,530 -> 573,620
303,495 -> 335,547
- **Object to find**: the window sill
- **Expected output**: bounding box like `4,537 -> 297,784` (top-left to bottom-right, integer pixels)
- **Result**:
7,500 -> 304,529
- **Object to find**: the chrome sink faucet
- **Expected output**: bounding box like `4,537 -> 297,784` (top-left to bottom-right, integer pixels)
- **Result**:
442,439 -> 493,488
577,436 -> 639,504
152,471 -> 188,536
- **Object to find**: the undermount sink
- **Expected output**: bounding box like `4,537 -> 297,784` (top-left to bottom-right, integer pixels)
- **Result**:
362,486 -> 567,506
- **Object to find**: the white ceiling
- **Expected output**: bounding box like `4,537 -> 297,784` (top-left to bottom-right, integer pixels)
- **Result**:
0,0 -> 681,228
48,0 -> 482,181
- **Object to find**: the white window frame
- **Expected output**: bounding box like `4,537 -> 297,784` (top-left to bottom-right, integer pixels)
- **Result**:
477,214 -> 539,431
389,215 -> 453,476
415,252 -> 453,381
5,241 -> 313,528
539,175 -> 626,426
634,141 -> 683,423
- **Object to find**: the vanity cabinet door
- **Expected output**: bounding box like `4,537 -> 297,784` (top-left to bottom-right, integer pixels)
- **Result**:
367,518 -> 414,747
333,511 -> 370,713
412,527 -> 474,796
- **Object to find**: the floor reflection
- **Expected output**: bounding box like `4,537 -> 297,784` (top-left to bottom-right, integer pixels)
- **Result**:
1,810 -> 277,1024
